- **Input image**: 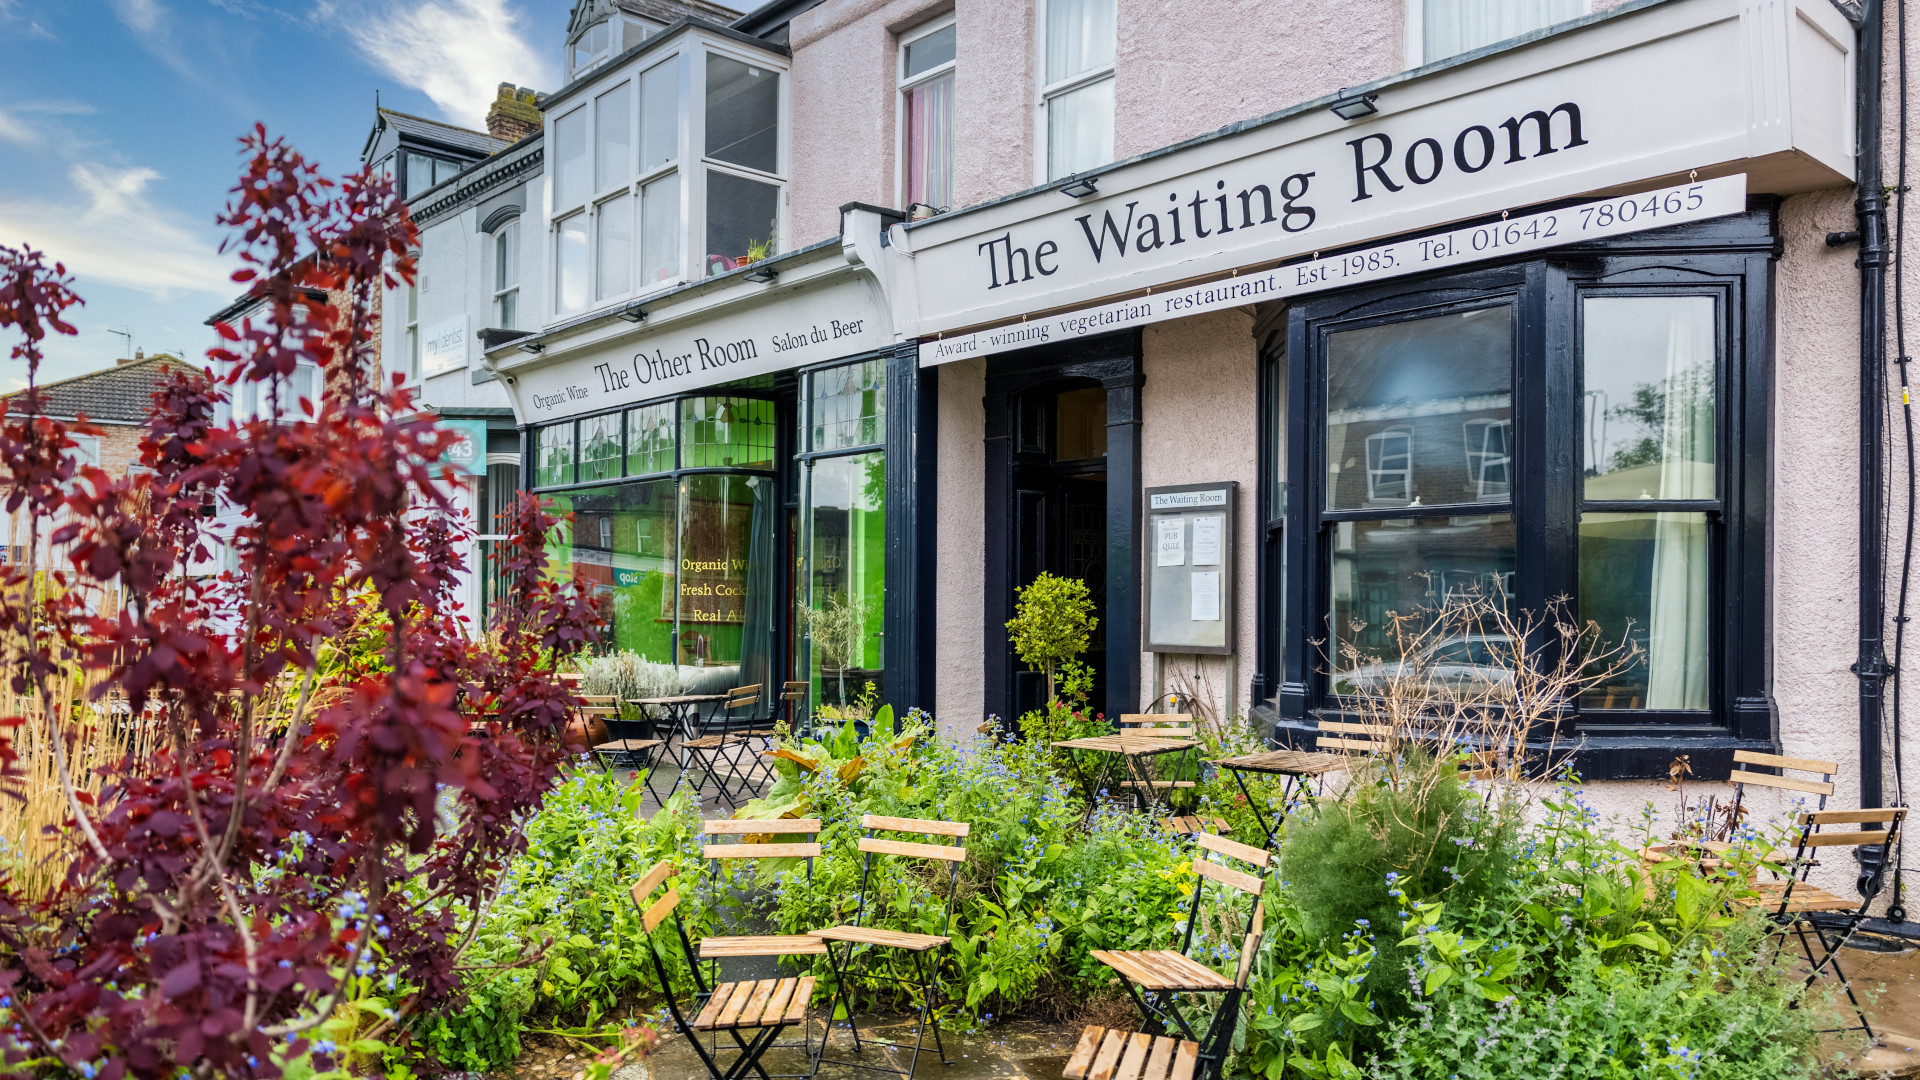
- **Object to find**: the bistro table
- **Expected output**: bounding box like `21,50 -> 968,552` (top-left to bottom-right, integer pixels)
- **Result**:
627,694 -> 729,805
1209,749 -> 1346,850
1053,733 -> 1202,820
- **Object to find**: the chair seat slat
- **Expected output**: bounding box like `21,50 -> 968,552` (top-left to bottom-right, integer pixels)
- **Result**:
705,842 -> 823,860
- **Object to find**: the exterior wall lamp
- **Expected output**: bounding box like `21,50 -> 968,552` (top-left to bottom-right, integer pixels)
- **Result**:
743,266 -> 779,283
1329,91 -> 1379,120
617,302 -> 646,323
1058,175 -> 1099,198
517,340 -> 544,354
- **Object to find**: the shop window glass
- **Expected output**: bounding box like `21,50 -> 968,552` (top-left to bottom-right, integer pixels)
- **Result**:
595,84 -> 631,194
626,403 -> 676,475
1421,0 -> 1583,64
682,396 -> 775,469
1328,515 -> 1516,694
536,423 -> 574,487
1582,296 -> 1716,500
706,170 -> 779,276
579,412 -> 622,483
678,473 -> 776,691
1577,511 -> 1709,711
809,359 -> 887,451
1325,306 -> 1512,510
705,54 -> 779,173
545,479 -> 678,661
802,453 -> 886,709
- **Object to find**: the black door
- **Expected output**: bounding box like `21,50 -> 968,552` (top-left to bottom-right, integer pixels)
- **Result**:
1008,382 -> 1109,725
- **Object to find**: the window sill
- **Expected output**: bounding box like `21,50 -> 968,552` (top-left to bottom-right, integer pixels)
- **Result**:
1259,713 -> 1777,782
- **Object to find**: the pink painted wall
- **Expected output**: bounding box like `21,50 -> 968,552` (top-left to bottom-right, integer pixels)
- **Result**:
1139,309 -> 1262,719
1113,0 -> 1403,160
934,355 -> 988,738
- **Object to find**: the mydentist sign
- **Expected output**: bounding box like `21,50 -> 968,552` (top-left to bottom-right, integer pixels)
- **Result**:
887,0 -> 1851,338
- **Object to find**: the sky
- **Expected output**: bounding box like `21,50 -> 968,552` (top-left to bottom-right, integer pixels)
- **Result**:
0,0 -> 587,390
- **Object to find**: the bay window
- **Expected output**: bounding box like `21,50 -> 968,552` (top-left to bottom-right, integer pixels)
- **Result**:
1041,0 -> 1116,181
1264,208 -> 1776,777
546,39 -> 784,322
900,18 -> 955,211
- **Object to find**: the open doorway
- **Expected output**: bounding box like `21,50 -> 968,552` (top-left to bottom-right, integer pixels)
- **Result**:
1008,381 -> 1110,723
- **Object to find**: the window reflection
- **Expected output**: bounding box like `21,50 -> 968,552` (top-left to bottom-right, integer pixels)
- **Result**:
1328,514 -> 1516,695
1583,296 -> 1716,500
1578,512 -> 1709,710
809,359 -> 887,451
705,54 -> 780,172
802,453 -> 886,708
678,474 -> 774,691
1326,307 -> 1512,510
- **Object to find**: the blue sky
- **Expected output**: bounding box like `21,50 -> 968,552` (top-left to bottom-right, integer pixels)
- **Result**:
0,0 -> 584,389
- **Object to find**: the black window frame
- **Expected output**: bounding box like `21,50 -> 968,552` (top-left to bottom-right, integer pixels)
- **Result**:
1261,203 -> 1779,780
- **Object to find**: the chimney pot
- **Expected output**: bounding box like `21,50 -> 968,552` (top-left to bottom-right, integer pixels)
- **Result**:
486,82 -> 543,144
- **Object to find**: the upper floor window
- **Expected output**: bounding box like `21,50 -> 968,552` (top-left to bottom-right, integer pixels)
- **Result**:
405,153 -> 462,199
65,434 -> 101,470
571,19 -> 612,77
1413,0 -> 1585,65
1041,0 -> 1115,182
900,18 -> 955,211
549,43 -> 784,320
404,268 -> 421,380
492,219 -> 520,330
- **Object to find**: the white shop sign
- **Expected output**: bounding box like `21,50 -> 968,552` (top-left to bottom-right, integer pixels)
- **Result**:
920,175 -> 1746,365
890,0 -> 1850,337
420,315 -> 468,377
511,278 -> 887,421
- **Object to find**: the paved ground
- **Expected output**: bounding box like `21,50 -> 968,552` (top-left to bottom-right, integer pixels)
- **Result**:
608,1018 -> 1080,1080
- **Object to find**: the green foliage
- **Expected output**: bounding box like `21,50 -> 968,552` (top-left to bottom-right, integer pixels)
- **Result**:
572,650 -> 689,700
1006,572 -> 1098,699
1279,749 -> 1522,1015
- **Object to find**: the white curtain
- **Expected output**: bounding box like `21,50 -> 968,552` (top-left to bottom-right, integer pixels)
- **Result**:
1645,306 -> 1714,710
1423,0 -> 1583,63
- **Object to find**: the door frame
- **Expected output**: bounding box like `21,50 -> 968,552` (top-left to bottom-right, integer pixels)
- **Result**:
983,330 -> 1143,727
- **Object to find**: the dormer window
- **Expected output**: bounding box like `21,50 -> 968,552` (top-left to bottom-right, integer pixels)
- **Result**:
547,36 -> 786,322
570,19 -> 612,77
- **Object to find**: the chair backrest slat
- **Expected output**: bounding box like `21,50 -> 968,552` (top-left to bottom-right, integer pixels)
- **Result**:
1734,750 -> 1837,774
1803,829 -> 1901,848
1194,830 -> 1273,869
1318,736 -> 1383,752
1119,713 -> 1196,737
858,836 -> 968,863
726,684 -> 763,710
1806,807 -> 1905,825
706,842 -> 823,859
706,818 -> 824,835
642,887 -> 680,932
1235,902 -> 1266,989
1732,771 -> 1835,796
862,813 -> 970,837
631,860 -> 675,907
1319,721 -> 1392,736
1193,857 -> 1264,896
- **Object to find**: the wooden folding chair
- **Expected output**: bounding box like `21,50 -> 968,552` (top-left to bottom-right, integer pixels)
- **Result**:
1735,807 -> 1905,1041
631,861 -> 819,1080
1110,714 -> 1202,812
1090,832 -> 1268,1047
694,819 -> 831,1077
1318,721 -> 1500,787
680,686 -> 765,809
1730,750 -> 1837,819
808,815 -> 969,1077
1066,904 -> 1264,1080
1209,747 -> 1344,849
781,680 -> 811,740
724,683 -> 780,791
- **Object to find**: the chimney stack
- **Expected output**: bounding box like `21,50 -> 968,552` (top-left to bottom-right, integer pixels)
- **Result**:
486,84 -> 542,145
118,347 -> 144,367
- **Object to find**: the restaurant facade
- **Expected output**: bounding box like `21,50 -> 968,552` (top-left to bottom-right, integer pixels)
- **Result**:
393,0 -> 1916,819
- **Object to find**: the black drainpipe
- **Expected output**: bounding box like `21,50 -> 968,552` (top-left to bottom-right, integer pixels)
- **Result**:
1853,0 -> 1891,812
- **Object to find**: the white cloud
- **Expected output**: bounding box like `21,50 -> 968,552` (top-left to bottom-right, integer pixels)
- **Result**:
341,0 -> 554,128
111,0 -> 166,32
0,163 -> 234,300
0,0 -> 55,40
0,101 -> 97,146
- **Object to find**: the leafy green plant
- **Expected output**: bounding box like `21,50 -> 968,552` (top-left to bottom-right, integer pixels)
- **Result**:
1006,572 -> 1098,702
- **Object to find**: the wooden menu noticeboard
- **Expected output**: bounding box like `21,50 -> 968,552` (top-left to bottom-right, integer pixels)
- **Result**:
1144,482 -> 1235,655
